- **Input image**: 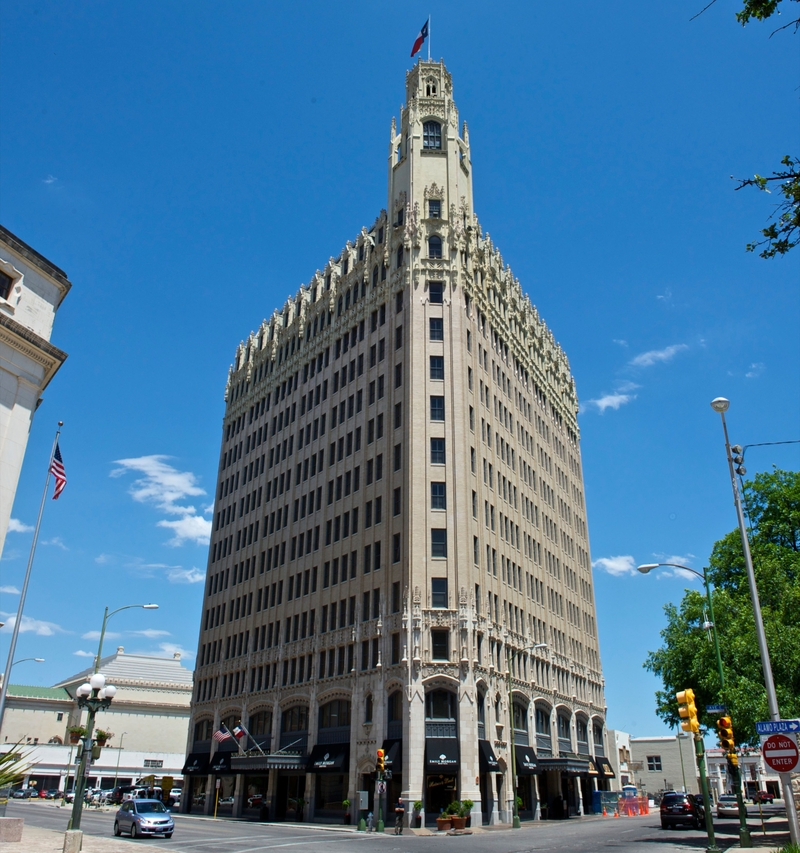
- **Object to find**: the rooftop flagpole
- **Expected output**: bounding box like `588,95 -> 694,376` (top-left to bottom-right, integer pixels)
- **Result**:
428,15 -> 431,61
0,422 -> 63,734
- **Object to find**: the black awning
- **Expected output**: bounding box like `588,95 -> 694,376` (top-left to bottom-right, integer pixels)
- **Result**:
425,738 -> 459,771
209,751 -> 233,774
586,758 -> 600,777
596,757 -> 616,778
306,743 -> 350,773
536,757 -> 590,776
479,740 -> 499,773
181,752 -> 210,775
515,747 -> 537,776
383,739 -> 402,770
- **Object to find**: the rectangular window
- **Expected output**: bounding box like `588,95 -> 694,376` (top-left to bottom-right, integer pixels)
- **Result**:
395,362 -> 402,387
429,318 -> 444,341
393,532 -> 401,563
429,356 -> 444,380
394,402 -> 402,429
647,756 -> 662,772
429,281 -> 443,304
394,443 -> 402,471
392,581 -> 401,612
428,199 -> 441,219
430,438 -> 445,465
430,481 -> 446,510
430,396 -> 445,421
393,486 -> 401,516
431,629 -> 449,661
431,528 -> 448,558
395,325 -> 403,349
431,577 -> 448,608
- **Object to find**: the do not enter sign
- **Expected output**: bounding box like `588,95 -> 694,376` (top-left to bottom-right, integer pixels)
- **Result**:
761,733 -> 799,772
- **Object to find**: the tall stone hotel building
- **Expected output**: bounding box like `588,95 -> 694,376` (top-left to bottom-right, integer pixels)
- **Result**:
185,61 -> 612,826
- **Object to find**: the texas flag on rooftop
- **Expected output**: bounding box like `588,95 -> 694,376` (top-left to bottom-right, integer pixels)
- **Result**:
410,18 -> 429,58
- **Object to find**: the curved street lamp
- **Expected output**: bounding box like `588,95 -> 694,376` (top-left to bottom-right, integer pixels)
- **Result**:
11,658 -> 45,668
94,603 -> 158,672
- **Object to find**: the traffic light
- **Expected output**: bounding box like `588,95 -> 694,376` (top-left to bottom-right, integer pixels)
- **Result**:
676,688 -> 699,733
376,749 -> 385,774
717,716 -> 736,753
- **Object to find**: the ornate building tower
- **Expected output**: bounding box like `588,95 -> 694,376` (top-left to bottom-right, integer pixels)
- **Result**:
185,61 -> 611,827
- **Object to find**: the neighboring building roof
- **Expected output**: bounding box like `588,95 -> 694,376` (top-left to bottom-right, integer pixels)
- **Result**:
5,685 -> 72,701
630,736 -> 679,742
53,648 -> 194,692
0,223 -> 72,294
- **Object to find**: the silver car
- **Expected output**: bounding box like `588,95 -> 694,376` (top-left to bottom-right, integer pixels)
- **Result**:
716,794 -> 740,818
114,799 -> 174,838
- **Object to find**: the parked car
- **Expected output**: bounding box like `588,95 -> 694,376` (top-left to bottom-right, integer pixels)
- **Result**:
44,789 -> 63,799
660,791 -> 705,829
12,789 -> 36,799
114,799 -> 174,838
753,791 -> 774,804
247,794 -> 264,808
218,796 -> 234,805
716,795 -> 740,817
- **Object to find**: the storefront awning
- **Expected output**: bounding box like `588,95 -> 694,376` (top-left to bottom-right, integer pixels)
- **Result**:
479,740 -> 499,773
595,757 -> 615,778
515,748 -> 537,776
383,739 -> 402,770
209,751 -> 233,774
425,738 -> 459,770
181,753 -> 210,775
586,757 -> 600,777
536,757 -> 590,776
306,743 -> 350,773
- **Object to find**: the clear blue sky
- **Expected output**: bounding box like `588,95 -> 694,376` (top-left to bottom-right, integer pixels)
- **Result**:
1,1 -> 797,737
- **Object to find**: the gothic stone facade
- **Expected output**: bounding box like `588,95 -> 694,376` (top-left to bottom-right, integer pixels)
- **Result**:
186,61 -> 609,826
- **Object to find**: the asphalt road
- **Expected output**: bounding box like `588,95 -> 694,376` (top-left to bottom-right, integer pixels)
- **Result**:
6,800 -> 791,853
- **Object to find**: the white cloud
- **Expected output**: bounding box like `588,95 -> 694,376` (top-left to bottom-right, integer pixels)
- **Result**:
158,516 -> 212,547
629,344 -> 689,368
0,585 -> 20,595
167,566 -> 205,584
157,642 -> 194,660
652,553 -> 699,581
612,339 -> 628,347
656,288 -> 673,302
43,175 -> 58,184
133,629 -> 171,639
0,613 -> 68,636
745,362 -> 765,379
111,455 -> 211,546
592,555 -> 637,577
583,392 -> 636,414
42,536 -> 68,550
95,553 -> 113,564
81,630 -> 121,641
73,650 -> 94,657
8,518 -> 34,534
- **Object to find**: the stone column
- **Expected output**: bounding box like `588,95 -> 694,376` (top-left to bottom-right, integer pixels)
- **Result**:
406,676 -> 425,826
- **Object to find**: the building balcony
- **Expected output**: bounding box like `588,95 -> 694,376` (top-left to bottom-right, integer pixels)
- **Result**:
425,721 -> 457,739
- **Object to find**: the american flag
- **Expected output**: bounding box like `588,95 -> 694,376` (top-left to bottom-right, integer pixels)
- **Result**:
212,727 -> 232,743
49,441 -> 67,500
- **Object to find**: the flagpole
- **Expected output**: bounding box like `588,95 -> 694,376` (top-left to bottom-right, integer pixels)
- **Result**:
428,15 -> 431,61
0,422 -> 63,734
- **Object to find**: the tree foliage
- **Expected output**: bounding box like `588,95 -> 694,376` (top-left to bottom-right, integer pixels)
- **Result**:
644,469 -> 800,745
0,745 -> 32,790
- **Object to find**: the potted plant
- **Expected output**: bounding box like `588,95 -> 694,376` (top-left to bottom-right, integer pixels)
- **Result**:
460,799 -> 474,828
435,809 -> 452,831
68,726 -> 86,744
94,729 -> 113,747
295,797 -> 305,822
451,801 -> 467,830
413,800 -> 423,828
342,798 -> 351,825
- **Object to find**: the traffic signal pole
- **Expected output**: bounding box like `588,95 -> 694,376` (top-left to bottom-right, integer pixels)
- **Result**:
694,733 -> 721,853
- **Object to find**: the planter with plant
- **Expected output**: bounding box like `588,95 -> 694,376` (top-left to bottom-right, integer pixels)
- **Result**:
295,797 -> 305,822
68,726 -> 86,744
94,729 -> 113,746
342,798 -> 351,825
0,746 -> 31,819
413,800 -> 423,828
460,799 -> 474,828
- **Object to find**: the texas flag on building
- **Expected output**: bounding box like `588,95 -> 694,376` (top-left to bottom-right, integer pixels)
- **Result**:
410,18 -> 429,58
232,726 -> 246,739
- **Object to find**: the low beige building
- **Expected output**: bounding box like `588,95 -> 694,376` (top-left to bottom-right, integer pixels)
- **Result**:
0,648 -> 192,791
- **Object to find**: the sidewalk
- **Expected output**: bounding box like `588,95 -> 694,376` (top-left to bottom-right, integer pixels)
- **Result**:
8,823 -> 172,853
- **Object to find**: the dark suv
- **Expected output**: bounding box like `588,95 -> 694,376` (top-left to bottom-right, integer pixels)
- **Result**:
660,792 -> 704,829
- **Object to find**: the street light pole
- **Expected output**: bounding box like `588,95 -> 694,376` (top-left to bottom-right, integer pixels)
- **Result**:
94,604 -> 158,673
113,732 -> 128,788
711,397 -> 800,846
638,562 -> 751,846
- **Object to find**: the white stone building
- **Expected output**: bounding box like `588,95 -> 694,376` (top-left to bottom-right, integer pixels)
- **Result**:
185,60 -> 610,827
0,648 -> 192,791
0,225 -> 70,557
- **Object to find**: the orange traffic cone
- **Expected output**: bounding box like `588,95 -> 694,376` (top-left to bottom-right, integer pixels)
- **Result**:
613,808 -> 619,818
602,806 -> 607,817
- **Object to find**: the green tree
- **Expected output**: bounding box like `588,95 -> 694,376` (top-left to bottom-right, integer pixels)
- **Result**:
644,469 -> 800,744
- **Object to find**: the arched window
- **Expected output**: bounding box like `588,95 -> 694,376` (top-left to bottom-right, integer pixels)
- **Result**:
388,691 -> 403,722
365,694 -> 373,723
557,713 -> 571,741
249,710 -> 272,736
423,121 -> 442,150
477,691 -> 486,724
576,718 -> 588,745
426,689 -> 456,720
513,701 -> 529,732
372,265 -> 378,288
319,699 -> 351,729
535,707 -> 551,735
428,235 -> 443,259
193,719 -> 214,742
281,705 -> 309,733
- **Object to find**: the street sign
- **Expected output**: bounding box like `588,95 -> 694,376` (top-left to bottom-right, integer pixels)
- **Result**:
706,705 -> 726,713
761,733 -> 799,773
377,781 -> 386,794
756,719 -> 800,735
